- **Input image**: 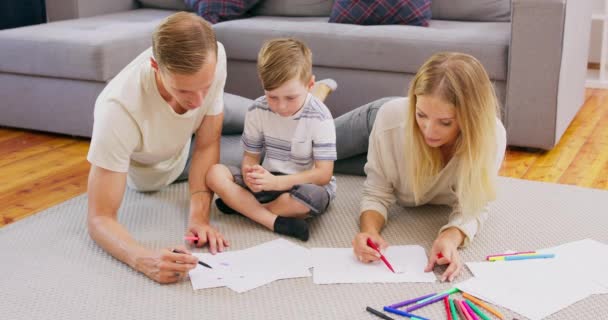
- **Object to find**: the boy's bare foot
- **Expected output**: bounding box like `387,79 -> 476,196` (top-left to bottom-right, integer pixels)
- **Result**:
311,78 -> 338,102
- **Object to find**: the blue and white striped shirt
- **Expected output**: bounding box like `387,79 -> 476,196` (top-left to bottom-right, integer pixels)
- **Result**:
241,93 -> 337,197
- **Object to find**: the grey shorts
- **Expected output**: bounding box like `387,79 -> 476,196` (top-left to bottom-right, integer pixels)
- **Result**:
227,165 -> 331,217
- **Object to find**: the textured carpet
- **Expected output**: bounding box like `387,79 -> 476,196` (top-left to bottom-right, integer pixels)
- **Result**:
1,175 -> 607,319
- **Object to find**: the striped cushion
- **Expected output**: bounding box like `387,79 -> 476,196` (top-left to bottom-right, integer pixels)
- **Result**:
186,0 -> 261,24
329,0 -> 431,26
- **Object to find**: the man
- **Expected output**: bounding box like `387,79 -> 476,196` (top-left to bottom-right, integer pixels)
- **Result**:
86,12 -> 228,284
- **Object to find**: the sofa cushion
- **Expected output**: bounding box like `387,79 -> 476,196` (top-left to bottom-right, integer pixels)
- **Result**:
214,16 -> 510,81
223,93 -> 253,134
139,0 -> 190,10
0,9 -> 174,82
329,0 -> 431,27
186,0 -> 261,24
252,0 -> 334,17
220,134 -> 245,167
431,0 -> 511,22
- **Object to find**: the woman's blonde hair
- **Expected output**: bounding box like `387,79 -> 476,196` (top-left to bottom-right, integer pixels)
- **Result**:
152,12 -> 217,75
405,52 -> 499,219
257,38 -> 313,91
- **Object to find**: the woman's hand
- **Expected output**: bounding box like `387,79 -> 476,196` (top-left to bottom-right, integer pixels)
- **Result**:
424,227 -> 465,282
352,232 -> 389,263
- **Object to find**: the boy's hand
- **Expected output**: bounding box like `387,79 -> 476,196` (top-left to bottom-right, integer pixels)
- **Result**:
242,165 -> 261,192
246,165 -> 281,191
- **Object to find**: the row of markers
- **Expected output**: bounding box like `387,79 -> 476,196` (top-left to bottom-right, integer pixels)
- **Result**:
366,288 -> 504,320
486,250 -> 555,262
366,250 -> 557,319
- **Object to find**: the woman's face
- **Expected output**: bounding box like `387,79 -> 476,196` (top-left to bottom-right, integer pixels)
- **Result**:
414,95 -> 461,148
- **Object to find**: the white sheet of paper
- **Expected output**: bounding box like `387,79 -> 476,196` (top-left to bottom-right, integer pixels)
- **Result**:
224,239 -> 312,293
189,239 -> 312,292
457,239 -> 608,319
456,273 -> 591,320
312,245 -> 436,284
539,238 -> 608,293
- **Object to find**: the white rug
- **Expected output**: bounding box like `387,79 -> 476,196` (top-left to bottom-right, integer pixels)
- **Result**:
1,175 -> 607,319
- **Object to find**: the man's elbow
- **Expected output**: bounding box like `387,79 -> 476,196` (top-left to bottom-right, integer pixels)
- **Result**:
86,211 -> 111,238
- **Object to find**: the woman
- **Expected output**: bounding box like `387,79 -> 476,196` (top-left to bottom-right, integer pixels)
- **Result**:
349,52 -> 506,282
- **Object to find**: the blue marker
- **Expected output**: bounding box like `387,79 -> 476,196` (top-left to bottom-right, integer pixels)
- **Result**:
504,253 -> 555,261
383,307 -> 430,320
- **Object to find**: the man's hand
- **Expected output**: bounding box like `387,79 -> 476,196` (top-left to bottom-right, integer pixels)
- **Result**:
186,222 -> 229,254
424,228 -> 465,282
134,246 -> 198,284
245,164 -> 281,192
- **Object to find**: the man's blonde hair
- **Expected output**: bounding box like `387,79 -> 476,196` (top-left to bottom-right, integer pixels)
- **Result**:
404,52 -> 500,220
152,12 -> 217,75
257,38 -> 313,91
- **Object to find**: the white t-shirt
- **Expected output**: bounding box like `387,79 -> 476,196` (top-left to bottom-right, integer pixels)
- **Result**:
87,43 -> 227,191
241,94 -> 337,198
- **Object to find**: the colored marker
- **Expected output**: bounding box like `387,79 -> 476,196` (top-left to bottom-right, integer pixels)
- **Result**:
388,293 -> 436,309
449,298 -> 459,320
489,253 -> 555,261
172,249 -> 212,269
462,300 -> 480,320
416,287 -> 459,304
367,238 -> 396,273
485,251 -> 536,260
444,296 -> 453,320
184,236 -> 199,241
465,300 -> 491,320
406,292 -> 450,312
454,300 -> 471,320
463,293 -> 505,320
457,300 -> 473,320
383,307 -> 430,320
366,306 -> 394,320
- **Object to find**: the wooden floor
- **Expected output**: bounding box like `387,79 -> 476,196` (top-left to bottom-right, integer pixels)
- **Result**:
1,88 -> 607,228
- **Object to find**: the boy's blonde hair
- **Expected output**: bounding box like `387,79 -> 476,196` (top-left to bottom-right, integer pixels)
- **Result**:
257,38 -> 313,91
152,12 -> 217,75
404,52 -> 500,220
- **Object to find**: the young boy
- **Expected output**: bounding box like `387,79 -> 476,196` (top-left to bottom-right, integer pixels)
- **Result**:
206,38 -> 337,241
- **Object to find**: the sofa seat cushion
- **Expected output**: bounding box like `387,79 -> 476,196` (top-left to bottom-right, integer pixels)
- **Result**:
214,16 -> 510,80
0,9 -> 175,82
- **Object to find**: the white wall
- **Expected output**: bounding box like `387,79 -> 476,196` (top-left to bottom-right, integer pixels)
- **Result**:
589,0 -> 605,63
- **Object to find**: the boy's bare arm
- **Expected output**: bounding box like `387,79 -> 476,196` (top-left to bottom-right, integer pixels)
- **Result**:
241,151 -> 262,189
249,160 -> 334,191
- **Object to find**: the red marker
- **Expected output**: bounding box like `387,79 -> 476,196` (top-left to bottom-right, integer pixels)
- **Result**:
437,252 -> 444,259
184,236 -> 199,242
366,238 -> 396,273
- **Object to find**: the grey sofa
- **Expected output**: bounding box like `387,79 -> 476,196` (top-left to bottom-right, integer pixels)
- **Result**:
0,0 -> 593,150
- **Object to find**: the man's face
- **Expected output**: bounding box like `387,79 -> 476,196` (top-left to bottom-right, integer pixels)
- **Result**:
153,52 -> 217,112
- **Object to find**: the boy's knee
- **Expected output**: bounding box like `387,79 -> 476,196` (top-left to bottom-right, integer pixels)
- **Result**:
206,164 -> 232,189
290,184 -> 330,216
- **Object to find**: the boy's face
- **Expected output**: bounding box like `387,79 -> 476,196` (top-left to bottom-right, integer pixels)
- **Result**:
265,76 -> 314,117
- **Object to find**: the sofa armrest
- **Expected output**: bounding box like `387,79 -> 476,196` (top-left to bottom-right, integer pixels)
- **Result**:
46,0 -> 138,22
506,0 -> 593,149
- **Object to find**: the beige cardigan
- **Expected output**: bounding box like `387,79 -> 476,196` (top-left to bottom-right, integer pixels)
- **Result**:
360,98 -> 507,246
